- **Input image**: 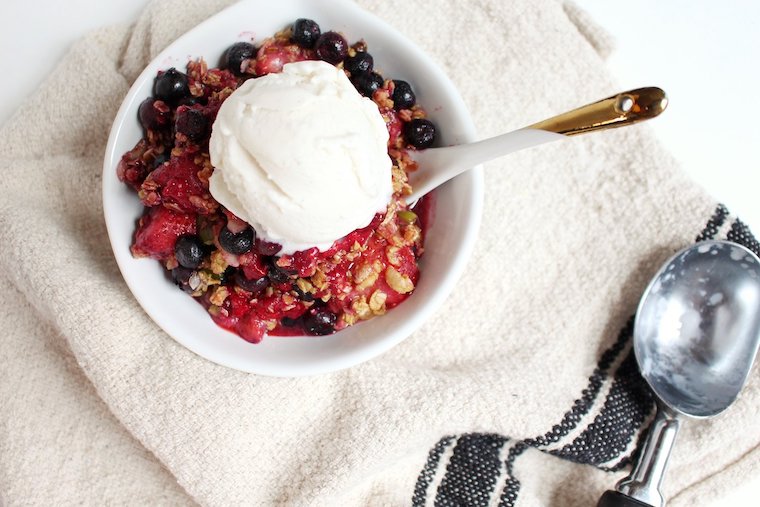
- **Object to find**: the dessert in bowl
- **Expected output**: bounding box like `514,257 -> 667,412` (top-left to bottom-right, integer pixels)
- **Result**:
102,0 -> 483,376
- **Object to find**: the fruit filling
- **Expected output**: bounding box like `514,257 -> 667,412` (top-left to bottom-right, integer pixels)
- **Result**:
117,18 -> 437,343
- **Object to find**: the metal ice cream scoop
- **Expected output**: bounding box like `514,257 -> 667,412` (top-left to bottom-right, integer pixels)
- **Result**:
597,240 -> 760,507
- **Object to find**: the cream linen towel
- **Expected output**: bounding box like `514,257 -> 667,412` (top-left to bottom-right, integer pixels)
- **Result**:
1,0 -> 759,505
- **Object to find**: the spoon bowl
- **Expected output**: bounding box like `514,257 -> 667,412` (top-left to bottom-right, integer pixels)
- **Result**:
598,240 -> 760,507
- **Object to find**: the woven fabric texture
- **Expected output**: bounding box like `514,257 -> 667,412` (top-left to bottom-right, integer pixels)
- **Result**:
1,1 -> 758,506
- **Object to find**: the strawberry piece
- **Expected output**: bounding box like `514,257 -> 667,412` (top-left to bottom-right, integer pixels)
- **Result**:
131,206 -> 197,260
140,155 -> 217,214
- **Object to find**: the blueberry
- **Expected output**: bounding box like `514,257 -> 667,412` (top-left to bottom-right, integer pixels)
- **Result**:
222,42 -> 257,75
281,316 -> 300,327
404,118 -> 437,149
392,80 -> 416,110
267,264 -> 292,285
266,258 -> 296,284
234,271 -> 269,294
178,95 -> 204,107
344,52 -> 373,75
291,18 -> 321,49
153,68 -> 190,106
293,284 -> 315,302
219,225 -> 254,254
174,235 -> 204,269
219,266 -> 237,285
171,266 -> 194,291
303,309 -> 337,336
137,97 -> 170,131
175,107 -> 208,143
352,71 -> 384,97
315,31 -> 348,64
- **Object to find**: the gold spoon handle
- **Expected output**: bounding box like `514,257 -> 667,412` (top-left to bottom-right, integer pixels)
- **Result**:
528,87 -> 668,136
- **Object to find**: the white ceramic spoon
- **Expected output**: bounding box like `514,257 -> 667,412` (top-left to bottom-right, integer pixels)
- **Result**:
407,87 -> 668,202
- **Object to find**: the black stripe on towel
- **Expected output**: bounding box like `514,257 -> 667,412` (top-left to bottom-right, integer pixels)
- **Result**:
497,442 -> 527,507
497,477 -> 521,507
489,319 -> 641,505
521,318 -> 633,450
434,433 -> 508,507
695,203 -> 729,242
547,350 -> 654,470
412,435 -> 456,507
727,217 -> 760,256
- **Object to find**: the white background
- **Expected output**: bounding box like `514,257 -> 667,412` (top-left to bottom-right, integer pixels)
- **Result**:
1,0 -> 757,504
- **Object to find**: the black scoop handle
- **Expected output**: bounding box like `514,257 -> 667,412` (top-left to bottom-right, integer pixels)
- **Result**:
597,490 -> 655,507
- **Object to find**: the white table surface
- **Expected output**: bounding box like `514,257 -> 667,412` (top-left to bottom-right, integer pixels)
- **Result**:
1,0 -> 757,505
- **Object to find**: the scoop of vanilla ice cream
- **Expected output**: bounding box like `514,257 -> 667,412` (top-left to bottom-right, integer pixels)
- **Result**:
209,60 -> 392,254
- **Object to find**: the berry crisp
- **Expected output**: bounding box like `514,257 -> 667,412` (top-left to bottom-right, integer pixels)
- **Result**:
117,19 -> 437,343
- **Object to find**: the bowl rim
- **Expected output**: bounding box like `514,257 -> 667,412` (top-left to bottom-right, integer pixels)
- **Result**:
101,0 -> 484,376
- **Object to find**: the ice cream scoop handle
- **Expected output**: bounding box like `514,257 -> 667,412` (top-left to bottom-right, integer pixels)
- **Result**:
597,491 -> 656,507
596,407 -> 680,507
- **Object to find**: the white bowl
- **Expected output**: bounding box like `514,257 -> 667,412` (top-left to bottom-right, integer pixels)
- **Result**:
102,0 -> 483,376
